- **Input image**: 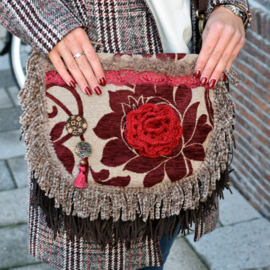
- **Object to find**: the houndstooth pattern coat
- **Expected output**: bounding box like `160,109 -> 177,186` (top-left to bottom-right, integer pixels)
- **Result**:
0,1 -> 251,269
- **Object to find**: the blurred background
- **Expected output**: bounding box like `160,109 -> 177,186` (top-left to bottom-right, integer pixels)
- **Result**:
0,0 -> 269,268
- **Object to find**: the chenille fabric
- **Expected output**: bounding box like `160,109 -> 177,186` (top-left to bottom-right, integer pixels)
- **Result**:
43,55 -> 215,191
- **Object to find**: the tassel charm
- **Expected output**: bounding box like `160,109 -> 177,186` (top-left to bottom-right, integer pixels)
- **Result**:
73,158 -> 87,188
73,142 -> 92,189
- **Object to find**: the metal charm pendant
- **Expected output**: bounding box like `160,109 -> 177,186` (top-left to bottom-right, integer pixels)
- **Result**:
66,115 -> 87,136
75,141 -> 92,158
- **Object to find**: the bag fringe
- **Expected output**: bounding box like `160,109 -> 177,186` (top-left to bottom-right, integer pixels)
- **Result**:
21,51 -> 237,248
30,159 -> 233,250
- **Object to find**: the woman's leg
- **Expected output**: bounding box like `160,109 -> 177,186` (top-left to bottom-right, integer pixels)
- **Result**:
138,221 -> 181,270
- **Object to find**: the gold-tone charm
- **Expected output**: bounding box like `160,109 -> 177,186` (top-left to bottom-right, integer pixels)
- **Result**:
66,115 -> 87,136
75,141 -> 92,158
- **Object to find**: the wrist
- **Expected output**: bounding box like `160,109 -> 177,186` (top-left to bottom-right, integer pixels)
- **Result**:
207,2 -> 252,32
212,4 -> 249,28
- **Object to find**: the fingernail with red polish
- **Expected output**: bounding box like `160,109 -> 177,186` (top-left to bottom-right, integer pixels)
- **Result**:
85,86 -> 92,96
222,73 -> 227,81
194,70 -> 201,79
99,76 -> 107,86
209,79 -> 217,88
69,80 -> 76,88
200,76 -> 208,86
93,86 -> 102,95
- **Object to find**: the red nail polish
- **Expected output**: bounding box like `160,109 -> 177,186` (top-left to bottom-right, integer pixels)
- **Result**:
69,80 -> 76,88
99,76 -> 107,86
200,77 -> 208,86
85,86 -> 92,96
222,73 -> 227,81
93,86 -> 102,95
194,70 -> 201,79
209,79 -> 217,88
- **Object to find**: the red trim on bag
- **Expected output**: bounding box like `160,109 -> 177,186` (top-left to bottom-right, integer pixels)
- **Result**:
104,70 -> 208,88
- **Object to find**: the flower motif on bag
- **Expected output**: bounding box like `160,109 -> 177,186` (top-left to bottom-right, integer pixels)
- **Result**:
124,103 -> 183,158
93,82 -> 213,187
46,70 -> 214,188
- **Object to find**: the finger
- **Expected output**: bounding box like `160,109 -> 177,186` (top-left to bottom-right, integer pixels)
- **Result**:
199,26 -> 237,87
194,22 -> 224,79
74,53 -> 102,96
203,30 -> 241,88
49,50 -> 76,88
60,46 -> 93,96
211,34 -> 244,87
82,41 -> 106,87
65,33 -> 102,95
225,36 -> 245,72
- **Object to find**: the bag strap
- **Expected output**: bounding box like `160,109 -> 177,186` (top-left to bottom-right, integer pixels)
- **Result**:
193,0 -> 208,52
193,0 -> 208,14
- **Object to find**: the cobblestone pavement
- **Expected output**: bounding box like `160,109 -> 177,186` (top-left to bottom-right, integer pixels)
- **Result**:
1,25 -> 270,270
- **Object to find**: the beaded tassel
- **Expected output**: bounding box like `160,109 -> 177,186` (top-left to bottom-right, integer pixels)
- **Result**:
73,158 -> 87,188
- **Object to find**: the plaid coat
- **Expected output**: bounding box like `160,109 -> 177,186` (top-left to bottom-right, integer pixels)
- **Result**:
0,1 -> 251,269
0,0 -> 251,58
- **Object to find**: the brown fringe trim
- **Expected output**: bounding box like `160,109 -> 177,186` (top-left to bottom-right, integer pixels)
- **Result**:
30,158 -> 233,251
21,51 -> 238,241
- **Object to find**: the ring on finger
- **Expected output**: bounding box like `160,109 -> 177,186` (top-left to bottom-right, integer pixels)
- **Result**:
73,52 -> 85,59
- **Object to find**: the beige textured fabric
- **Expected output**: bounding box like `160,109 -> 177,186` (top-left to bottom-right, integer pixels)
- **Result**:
46,84 -> 214,186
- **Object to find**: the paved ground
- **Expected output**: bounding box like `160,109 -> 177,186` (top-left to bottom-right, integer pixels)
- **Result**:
1,25 -> 270,270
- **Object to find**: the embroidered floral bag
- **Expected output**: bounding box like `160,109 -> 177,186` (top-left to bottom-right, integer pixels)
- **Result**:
19,51 -> 238,249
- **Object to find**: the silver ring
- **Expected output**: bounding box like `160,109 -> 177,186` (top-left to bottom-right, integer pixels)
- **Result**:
73,52 -> 85,59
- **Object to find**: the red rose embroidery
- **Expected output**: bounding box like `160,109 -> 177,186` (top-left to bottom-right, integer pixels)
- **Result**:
124,104 -> 183,158
93,75 -> 214,187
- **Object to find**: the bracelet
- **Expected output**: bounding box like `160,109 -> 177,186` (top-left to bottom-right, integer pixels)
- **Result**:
214,4 -> 248,27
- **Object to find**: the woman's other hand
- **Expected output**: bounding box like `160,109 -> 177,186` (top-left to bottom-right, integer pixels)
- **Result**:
48,27 -> 106,96
194,6 -> 245,88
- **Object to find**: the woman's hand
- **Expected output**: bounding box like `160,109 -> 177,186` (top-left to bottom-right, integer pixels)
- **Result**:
194,6 -> 246,88
48,27 -> 106,96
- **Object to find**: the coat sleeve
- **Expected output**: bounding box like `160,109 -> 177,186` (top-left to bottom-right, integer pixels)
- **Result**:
0,0 -> 87,58
205,0 -> 252,31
